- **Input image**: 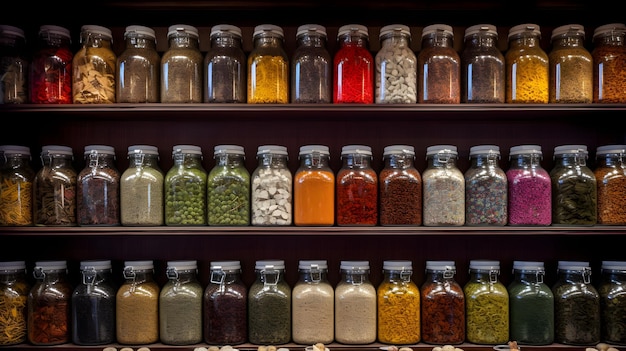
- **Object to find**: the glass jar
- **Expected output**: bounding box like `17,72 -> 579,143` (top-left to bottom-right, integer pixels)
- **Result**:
598,261 -> 626,345
592,23 -> 626,103
464,144 -> 508,226
164,145 -> 207,225
336,144 -> 378,226
72,25 -> 116,104
28,260 -> 72,345
379,144 -> 422,226
207,144 -> 250,226
461,24 -> 505,103
77,145 -> 120,226
377,260 -> 420,344
595,145 -> 626,225
464,259 -> 509,345
0,145 -> 33,226
508,260 -> 554,345
506,145 -> 552,225
161,24 -> 203,103
33,145 -> 77,226
116,260 -> 160,344
251,145 -> 292,226
420,260 -> 465,345
247,24 -> 289,104
29,25 -> 73,104
204,24 -> 247,103
291,24 -> 331,103
248,259 -> 291,344
292,260 -> 334,344
0,261 -> 29,346
549,24 -> 593,103
204,260 -> 247,344
418,24 -> 460,104
116,25 -> 160,103
375,24 -> 417,104
334,24 -> 374,104
335,260 -> 376,344
120,145 -> 164,226
294,145 -> 335,226
552,261 -> 601,345
160,260 -> 203,345
550,144 -> 597,226
422,145 -> 464,226
505,23 -> 549,103
71,260 -> 116,345
0,25 -> 28,104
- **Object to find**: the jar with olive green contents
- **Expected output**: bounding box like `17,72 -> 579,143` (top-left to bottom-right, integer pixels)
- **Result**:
72,25 -> 116,103
33,145 -> 77,226
0,261 -> 29,346
549,24 -> 593,103
120,145 -> 164,226
116,25 -> 160,103
247,24 -> 289,104
598,261 -> 626,345
165,145 -> 207,225
594,145 -> 626,225
161,24 -> 203,103
505,24 -> 549,103
207,145 -> 250,226
0,145 -> 34,226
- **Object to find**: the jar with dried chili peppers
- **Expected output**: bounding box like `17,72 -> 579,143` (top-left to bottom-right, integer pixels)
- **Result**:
418,24 -> 460,103
29,25 -> 73,104
0,145 -> 34,226
595,145 -> 626,225
0,25 -> 28,104
33,145 -> 77,226
0,260 -> 30,346
379,144 -> 422,226
77,145 -> 120,226
334,24 -> 374,103
72,25 -> 116,104
336,144 -> 378,226
598,260 -> 626,345
592,23 -> 626,103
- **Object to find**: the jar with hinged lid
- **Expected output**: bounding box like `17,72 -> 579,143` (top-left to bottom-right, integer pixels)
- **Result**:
594,145 -> 626,225
208,144 -> 250,226
0,25 -> 28,104
161,24 -> 203,103
165,145 -> 207,225
549,24 -> 593,103
464,144 -> 507,226
292,259 -> 334,344
77,145 -> 120,226
0,260 -> 29,346
0,145 -> 34,226
335,260 -> 376,344
117,25 -> 160,103
422,145 -> 464,226
204,24 -> 247,103
598,260 -> 626,345
120,145 -> 164,226
592,23 -> 626,103
461,24 -> 505,103
375,24 -> 417,104
29,25 -> 73,104
72,25 -> 116,104
505,23 -> 549,103
418,24 -> 460,103
251,145 -> 292,226
294,145 -> 335,226
291,24 -> 332,103
33,145 -> 77,226
379,144 -> 422,226
247,24 -> 289,104
334,24 -> 374,103
336,144 -> 378,226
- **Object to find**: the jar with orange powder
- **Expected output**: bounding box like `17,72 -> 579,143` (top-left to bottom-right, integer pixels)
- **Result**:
294,145 -> 334,226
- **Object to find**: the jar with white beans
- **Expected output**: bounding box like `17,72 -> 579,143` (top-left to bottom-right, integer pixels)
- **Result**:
375,24 -> 417,104
251,145 -> 292,225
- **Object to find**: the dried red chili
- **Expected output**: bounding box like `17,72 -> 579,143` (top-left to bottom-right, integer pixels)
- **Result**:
29,25 -> 73,104
336,145 -> 378,225
334,24 -> 374,103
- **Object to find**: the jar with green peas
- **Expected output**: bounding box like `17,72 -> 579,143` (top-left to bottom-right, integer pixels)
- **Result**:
165,145 -> 207,225
207,145 -> 250,226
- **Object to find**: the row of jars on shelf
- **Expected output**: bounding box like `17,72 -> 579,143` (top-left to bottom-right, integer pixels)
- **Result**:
0,142 -> 624,227
1,258 -> 625,347
1,21 -> 626,105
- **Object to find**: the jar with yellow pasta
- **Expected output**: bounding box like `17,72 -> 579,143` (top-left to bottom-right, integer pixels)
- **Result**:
505,23 -> 549,103
247,24 -> 289,104
72,25 -> 116,104
548,24 -> 593,103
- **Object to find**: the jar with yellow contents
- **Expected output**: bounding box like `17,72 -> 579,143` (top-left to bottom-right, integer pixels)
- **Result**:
505,23 -> 549,103
247,24 -> 289,104
72,25 -> 116,104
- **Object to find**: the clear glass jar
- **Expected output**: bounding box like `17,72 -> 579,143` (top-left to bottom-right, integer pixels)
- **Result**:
506,145 -> 552,225
0,261 -> 29,346
204,260 -> 247,344
294,145 -> 335,226
0,25 -> 28,104
598,260 -> 626,345
595,145 -> 626,225
507,260 -> 554,345
375,24 -> 417,104
291,24 -> 332,103
422,145 -> 464,226
28,260 -> 72,345
336,145 -> 378,226
204,24 -> 247,103
549,24 -> 593,103
164,145 -> 207,225
418,24 -> 460,104
116,260 -> 160,345
117,25 -> 160,103
550,145 -> 597,226
207,144 -> 250,226
247,24 -> 289,104
461,24 -> 505,103
72,260 -> 116,345
464,145 -> 508,226
505,23 -> 549,103
29,25 -> 73,104
0,145 -> 33,226
379,145 -> 422,226
464,259 -> 509,345
251,145 -> 292,226
377,260 -> 420,344
161,24 -> 203,103
72,25 -> 116,104
292,260 -> 334,344
120,145 -> 164,226
160,260 -> 203,345
335,260 -> 376,344
248,259 -> 291,344
77,145 -> 120,226
420,260 -> 465,345
334,24 -> 374,103
33,145 -> 77,226
552,261 -> 601,345
592,23 -> 626,103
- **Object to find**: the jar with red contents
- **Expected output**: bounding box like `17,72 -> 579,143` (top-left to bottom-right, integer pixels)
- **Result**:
336,144 -> 378,226
29,25 -> 73,104
333,24 -> 374,103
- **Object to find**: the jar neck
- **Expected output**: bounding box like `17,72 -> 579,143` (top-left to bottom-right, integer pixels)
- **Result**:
125,35 -> 157,50
297,34 -> 326,48
300,153 -> 330,169
256,268 -> 285,286
33,268 -> 67,283
0,35 -> 26,50
514,269 -> 545,284
595,33 -> 625,47
465,33 -> 498,48
381,34 -> 410,48
341,269 -> 370,285
384,154 -> 414,169
216,154 -> 245,167
254,35 -> 284,48
554,154 -> 587,167
509,34 -> 540,48
80,268 -> 112,286
602,269 -> 626,283
428,153 -> 458,168
422,33 -> 453,48
3,154 -> 30,169
129,153 -> 160,169
425,269 -> 456,282
258,153 -> 288,168
510,153 -> 542,168
0,270 -> 26,283
552,35 -> 585,48
342,154 -> 372,168
123,269 -> 154,283
212,34 -> 242,48
471,154 -> 500,168
168,35 -> 199,49
383,269 -> 413,283
559,268 -> 592,284
166,269 -> 197,284
210,269 -> 242,285
299,269 -> 329,283
469,269 -> 500,283
39,33 -> 70,48
81,33 -> 112,49
41,154 -> 73,168
173,153 -> 203,167
338,34 -> 369,48
85,153 -> 115,168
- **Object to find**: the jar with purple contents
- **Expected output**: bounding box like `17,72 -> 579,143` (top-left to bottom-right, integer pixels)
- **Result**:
506,145 -> 551,225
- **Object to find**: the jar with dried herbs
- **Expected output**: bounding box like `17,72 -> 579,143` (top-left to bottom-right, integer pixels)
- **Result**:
379,145 -> 422,226
598,261 -> 626,345
247,24 -> 289,104
33,145 -> 77,226
0,145 -> 33,226
120,145 -> 164,226
375,24 -> 417,104
595,145 -> 626,225
418,24 -> 460,104
207,144 -> 250,226
592,23 -> 626,103
336,144 -> 378,226
464,145 -> 507,226
72,25 -> 116,104
28,260 -> 72,345
165,145 -> 207,225
161,24 -> 203,103
461,24 -> 505,103
0,261 -> 29,346
292,260 -> 334,344
291,24 -> 332,103
77,145 -> 121,226
505,23 -> 549,103
0,25 -> 28,104
422,145 -> 464,226
251,145 -> 292,226
29,25 -> 73,104
549,24 -> 593,103
116,25 -> 160,103
204,24 -> 247,103
335,260 -> 377,344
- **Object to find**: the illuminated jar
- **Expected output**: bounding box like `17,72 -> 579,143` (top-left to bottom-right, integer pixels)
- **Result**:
291,24 -> 332,103
0,145 -> 34,226
204,24 -> 247,103
334,24 -> 374,103
594,145 -> 626,225
294,145 -> 335,226
548,24 -> 593,103
0,261 -> 29,346
116,25 -> 160,103
335,260 -> 376,344
592,23 -> 626,103
336,145 -> 377,226
418,24 -> 460,103
292,260 -> 334,344
375,24 -> 417,104
33,145 -> 77,226
247,24 -> 289,104
77,145 -> 120,226
598,260 -> 626,345
505,23 -> 549,103
461,24 -> 505,103
29,25 -> 73,104
72,25 -> 116,104
161,24 -> 203,103
379,144 -> 422,226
